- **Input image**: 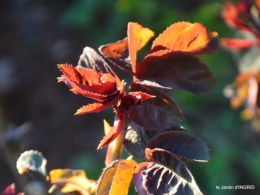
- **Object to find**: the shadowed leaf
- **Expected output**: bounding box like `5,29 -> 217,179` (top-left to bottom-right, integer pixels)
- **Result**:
147,131 -> 210,162
99,38 -> 132,74
129,83 -> 183,130
124,121 -> 158,159
96,159 -> 137,195
150,22 -> 218,54
128,22 -> 154,73
16,150 -> 47,181
48,169 -> 96,195
136,50 -> 217,95
133,149 -> 203,195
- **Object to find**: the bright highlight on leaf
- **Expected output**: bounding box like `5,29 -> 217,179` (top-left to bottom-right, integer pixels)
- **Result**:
150,22 -> 218,54
48,169 -> 96,195
96,159 -> 137,195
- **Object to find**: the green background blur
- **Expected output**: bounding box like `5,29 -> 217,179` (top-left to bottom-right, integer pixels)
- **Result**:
0,0 -> 260,194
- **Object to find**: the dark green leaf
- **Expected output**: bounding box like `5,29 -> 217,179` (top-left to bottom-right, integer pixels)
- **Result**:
147,131 -> 210,162
129,83 -> 183,130
136,50 -> 217,95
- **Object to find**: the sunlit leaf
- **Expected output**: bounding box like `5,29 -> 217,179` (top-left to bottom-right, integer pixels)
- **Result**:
128,22 -> 154,73
96,159 -> 137,195
97,113 -> 126,149
99,38 -> 132,74
16,150 -> 47,181
133,149 -> 204,195
129,83 -> 183,130
48,169 -> 96,195
150,22 -> 218,54
147,131 -> 210,162
136,50 -> 217,95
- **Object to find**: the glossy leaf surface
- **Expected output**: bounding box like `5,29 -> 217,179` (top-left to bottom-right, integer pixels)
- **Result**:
133,149 -> 203,195
150,22 -> 218,54
129,83 -> 183,130
128,22 -> 154,73
96,159 -> 137,195
147,131 -> 210,162
136,50 -> 217,95
48,169 -> 96,195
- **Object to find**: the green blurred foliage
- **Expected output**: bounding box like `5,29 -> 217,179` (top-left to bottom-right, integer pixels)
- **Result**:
60,0 -> 260,194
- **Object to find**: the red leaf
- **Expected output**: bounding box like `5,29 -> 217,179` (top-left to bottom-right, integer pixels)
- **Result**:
97,113 -> 126,149
99,38 -> 132,74
221,38 -> 257,51
150,22 -> 218,54
2,184 -> 17,195
128,22 -> 154,73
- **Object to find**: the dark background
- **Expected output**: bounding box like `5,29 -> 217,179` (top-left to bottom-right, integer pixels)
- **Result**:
1,0 -> 260,195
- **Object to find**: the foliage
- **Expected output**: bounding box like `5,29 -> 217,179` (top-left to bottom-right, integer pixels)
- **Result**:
2,21 -> 218,195
221,0 -> 260,131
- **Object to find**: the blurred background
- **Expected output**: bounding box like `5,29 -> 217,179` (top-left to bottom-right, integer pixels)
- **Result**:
0,0 -> 260,194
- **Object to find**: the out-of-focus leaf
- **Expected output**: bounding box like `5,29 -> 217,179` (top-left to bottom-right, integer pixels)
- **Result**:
221,38 -> 256,51
133,148 -> 203,195
129,83 -> 183,130
124,121 -> 158,159
48,169 -> 96,195
96,159 -> 137,195
136,50 -> 217,95
16,150 -> 47,181
147,131 -> 210,162
128,22 -> 154,73
99,38 -> 132,74
1,184 -> 23,195
150,22 -> 218,54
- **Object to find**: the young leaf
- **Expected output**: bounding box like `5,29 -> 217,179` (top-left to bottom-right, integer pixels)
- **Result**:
129,83 -> 183,130
128,22 -> 154,73
136,50 -> 217,95
99,38 -> 132,74
150,22 -> 218,54
147,131 -> 210,162
16,150 -> 47,181
78,47 -> 114,74
96,159 -> 137,195
133,148 -> 204,195
47,169 -> 96,195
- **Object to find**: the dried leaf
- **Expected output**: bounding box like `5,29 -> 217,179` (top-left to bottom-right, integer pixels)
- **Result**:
128,22 -> 154,73
136,50 -> 217,95
96,159 -> 137,195
47,169 -> 96,195
129,83 -> 183,130
150,22 -> 218,54
147,131 -> 210,162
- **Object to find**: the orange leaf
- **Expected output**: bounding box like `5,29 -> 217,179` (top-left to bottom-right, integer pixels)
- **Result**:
128,22 -> 154,73
150,22 -> 218,54
96,159 -> 137,195
97,113 -> 126,149
47,169 -> 96,195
